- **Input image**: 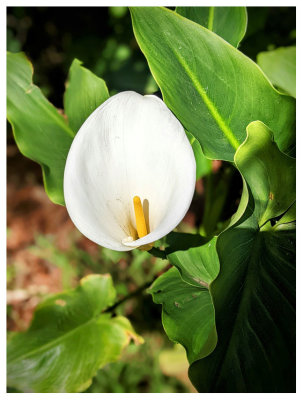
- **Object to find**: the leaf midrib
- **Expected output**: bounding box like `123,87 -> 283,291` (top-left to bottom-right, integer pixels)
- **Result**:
134,8 -> 241,151
165,46 -> 240,150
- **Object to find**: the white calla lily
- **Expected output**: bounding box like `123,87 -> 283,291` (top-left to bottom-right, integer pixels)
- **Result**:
64,91 -> 196,251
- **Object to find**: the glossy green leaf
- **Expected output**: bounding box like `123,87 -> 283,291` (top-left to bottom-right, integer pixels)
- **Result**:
7,52 -> 74,205
186,131 -> 212,179
150,267 -> 217,364
64,58 -> 109,133
176,6 -> 247,47
235,120 -> 296,226
190,222 -> 296,392
7,274 -> 143,393
130,7 -> 295,161
165,232 -> 219,287
257,46 -> 296,98
189,122 -> 296,392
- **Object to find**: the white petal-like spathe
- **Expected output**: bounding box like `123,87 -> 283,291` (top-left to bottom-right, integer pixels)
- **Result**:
64,91 -> 196,251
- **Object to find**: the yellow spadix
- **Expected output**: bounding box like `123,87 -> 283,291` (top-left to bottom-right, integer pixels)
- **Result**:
133,195 -> 148,238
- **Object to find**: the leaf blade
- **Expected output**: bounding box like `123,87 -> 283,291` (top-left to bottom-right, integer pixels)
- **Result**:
130,7 -> 295,161
149,267 -> 217,364
64,58 -> 109,133
166,232 -> 219,287
176,7 -> 247,47
257,46 -> 296,98
235,120 -> 296,226
7,52 -> 74,205
7,274 -> 142,393
189,220 -> 296,392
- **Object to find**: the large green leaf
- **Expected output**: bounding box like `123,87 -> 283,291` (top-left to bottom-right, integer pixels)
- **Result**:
189,121 -> 296,392
257,46 -> 296,98
7,274 -> 143,393
176,6 -> 247,47
7,52 -> 74,205
64,58 -> 109,133
130,7 -> 295,161
149,233 -> 219,364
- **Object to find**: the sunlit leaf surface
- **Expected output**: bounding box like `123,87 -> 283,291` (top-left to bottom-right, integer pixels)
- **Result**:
7,52 -> 74,205
64,58 -> 109,133
7,274 -> 143,393
130,7 -> 295,161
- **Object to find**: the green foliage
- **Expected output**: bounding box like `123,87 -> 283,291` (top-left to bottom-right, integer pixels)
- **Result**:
150,267 -> 217,365
236,121 -> 295,226
190,222 -> 295,392
130,7 -> 295,161
149,233 -> 219,364
7,274 -> 143,393
257,46 -> 296,98
148,121 -> 295,392
176,6 -> 247,47
7,6 -> 296,394
165,233 -> 219,286
7,52 -> 110,206
85,336 -> 190,393
275,202 -> 296,227
64,59 -> 109,132
7,52 -> 74,205
189,122 -> 295,392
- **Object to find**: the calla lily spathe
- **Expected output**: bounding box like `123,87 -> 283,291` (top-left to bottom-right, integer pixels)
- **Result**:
64,91 -> 196,251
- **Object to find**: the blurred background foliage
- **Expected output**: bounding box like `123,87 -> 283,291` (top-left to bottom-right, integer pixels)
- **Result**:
7,6 -> 295,393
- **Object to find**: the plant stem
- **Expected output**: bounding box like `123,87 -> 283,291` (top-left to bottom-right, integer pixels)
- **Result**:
104,279 -> 154,313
